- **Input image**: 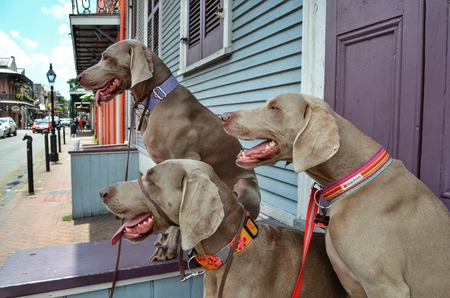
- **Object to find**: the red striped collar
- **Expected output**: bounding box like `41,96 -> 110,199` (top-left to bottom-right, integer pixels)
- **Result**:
322,147 -> 393,204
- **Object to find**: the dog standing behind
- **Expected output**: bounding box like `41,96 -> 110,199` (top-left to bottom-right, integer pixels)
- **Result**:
221,92 -> 450,297
76,39 -> 261,261
100,159 -> 348,298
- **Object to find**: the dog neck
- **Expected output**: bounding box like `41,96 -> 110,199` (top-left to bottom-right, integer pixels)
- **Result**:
195,188 -> 251,256
306,111 -> 382,186
131,52 -> 175,104
192,204 -> 258,271
135,75 -> 179,115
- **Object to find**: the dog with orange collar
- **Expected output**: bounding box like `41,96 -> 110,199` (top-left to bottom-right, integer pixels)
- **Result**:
99,159 -> 347,298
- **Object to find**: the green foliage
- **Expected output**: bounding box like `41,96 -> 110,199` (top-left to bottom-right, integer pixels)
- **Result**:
67,78 -> 82,91
62,214 -> 73,222
81,93 -> 94,102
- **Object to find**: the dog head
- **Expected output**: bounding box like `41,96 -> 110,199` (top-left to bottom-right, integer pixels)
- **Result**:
100,159 -> 226,250
76,39 -> 154,106
221,92 -> 340,173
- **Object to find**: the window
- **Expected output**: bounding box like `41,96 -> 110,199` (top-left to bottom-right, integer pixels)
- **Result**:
179,0 -> 232,74
147,0 -> 160,55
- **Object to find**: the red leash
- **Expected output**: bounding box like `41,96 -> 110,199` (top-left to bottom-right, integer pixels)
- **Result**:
291,184 -> 325,298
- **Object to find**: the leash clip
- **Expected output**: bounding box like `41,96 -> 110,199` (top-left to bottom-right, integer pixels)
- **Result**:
181,256 -> 206,282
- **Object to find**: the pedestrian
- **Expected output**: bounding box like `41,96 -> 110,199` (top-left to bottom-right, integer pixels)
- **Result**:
75,117 -> 79,132
78,118 -> 83,132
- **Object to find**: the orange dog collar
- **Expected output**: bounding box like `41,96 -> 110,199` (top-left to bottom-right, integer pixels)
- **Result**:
192,214 -> 258,270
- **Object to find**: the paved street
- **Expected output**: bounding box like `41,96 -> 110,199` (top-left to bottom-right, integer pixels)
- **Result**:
0,131 -> 120,268
0,129 -> 46,209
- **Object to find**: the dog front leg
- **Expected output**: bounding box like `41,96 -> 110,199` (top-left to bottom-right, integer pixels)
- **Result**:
150,226 -> 180,261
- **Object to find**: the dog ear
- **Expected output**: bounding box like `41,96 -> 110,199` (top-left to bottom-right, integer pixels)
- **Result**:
130,43 -> 154,88
292,105 -> 340,173
179,172 -> 224,249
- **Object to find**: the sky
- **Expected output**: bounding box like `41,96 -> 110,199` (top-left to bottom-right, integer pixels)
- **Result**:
0,0 -> 76,100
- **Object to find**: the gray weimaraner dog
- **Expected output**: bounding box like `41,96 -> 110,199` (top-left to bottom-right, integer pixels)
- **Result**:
99,159 -> 348,298
221,92 -> 450,297
76,39 -> 260,261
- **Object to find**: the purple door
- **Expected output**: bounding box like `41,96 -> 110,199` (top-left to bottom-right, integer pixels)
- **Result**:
420,1 -> 450,209
325,0 -> 450,208
324,0 -> 424,175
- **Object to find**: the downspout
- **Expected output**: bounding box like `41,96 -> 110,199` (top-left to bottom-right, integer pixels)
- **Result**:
118,0 -> 127,143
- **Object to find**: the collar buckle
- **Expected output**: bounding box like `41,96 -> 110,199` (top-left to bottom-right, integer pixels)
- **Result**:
152,86 -> 167,100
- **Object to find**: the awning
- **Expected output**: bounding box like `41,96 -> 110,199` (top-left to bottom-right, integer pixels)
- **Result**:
69,13 -> 120,75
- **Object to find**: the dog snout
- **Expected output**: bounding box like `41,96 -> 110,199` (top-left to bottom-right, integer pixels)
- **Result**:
99,187 -> 110,203
76,73 -> 82,83
221,112 -> 231,123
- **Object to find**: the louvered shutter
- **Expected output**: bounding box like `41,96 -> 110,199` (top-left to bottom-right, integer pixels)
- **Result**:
147,0 -> 159,55
132,0 -> 137,39
203,0 -> 223,57
187,0 -> 224,66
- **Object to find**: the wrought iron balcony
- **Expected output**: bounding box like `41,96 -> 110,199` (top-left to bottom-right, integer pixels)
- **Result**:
71,0 -> 120,15
70,0 -> 121,74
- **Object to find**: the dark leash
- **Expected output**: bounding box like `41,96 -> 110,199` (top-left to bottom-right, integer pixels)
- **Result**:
109,104 -> 136,298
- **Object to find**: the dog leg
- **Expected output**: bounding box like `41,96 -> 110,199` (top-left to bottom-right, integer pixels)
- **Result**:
150,226 -> 180,261
232,177 -> 261,219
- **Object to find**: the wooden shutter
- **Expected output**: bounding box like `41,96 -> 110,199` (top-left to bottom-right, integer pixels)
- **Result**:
203,0 -> 223,57
131,0 -> 137,39
147,0 -> 159,55
187,0 -> 223,66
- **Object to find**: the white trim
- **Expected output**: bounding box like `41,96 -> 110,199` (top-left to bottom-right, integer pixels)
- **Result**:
178,0 -> 233,75
297,0 -> 326,220
138,146 -> 156,173
260,202 -> 296,227
69,14 -> 120,26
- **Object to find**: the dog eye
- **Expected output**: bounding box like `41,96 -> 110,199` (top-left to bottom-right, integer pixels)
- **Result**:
268,105 -> 279,111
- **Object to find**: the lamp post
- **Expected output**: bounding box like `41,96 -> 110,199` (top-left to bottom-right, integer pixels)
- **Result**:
46,63 -> 58,162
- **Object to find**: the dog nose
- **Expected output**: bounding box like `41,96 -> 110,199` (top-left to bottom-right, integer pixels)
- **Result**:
76,73 -> 82,83
221,112 -> 231,123
99,187 -> 109,202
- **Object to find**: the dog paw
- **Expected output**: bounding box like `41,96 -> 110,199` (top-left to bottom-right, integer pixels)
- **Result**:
154,231 -> 169,246
150,245 -> 177,261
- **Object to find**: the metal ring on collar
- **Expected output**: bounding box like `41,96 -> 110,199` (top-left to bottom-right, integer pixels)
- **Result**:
181,256 -> 207,282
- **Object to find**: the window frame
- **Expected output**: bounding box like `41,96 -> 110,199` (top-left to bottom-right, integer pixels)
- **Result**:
178,0 -> 233,75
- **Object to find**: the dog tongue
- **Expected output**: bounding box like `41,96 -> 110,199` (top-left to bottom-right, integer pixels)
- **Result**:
111,213 -> 152,245
95,90 -> 101,107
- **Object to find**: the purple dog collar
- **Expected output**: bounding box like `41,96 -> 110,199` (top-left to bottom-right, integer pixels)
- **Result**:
138,75 -> 179,115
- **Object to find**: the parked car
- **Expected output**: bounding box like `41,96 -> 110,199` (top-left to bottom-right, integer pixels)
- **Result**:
0,117 -> 17,137
60,118 -> 71,127
32,119 -> 52,133
0,121 -> 6,139
44,116 -> 61,126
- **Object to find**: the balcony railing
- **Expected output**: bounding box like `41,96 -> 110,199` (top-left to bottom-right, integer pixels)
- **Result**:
0,93 -> 36,104
71,0 -> 120,15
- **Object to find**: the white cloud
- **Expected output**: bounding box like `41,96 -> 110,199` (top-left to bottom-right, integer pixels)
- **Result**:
23,38 -> 39,50
0,30 -> 30,63
10,30 -> 21,39
41,0 -> 72,20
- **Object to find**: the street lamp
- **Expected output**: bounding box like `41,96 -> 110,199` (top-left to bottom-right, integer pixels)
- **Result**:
46,63 -> 58,162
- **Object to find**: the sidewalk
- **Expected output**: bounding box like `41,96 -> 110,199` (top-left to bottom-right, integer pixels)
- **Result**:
0,132 -> 120,269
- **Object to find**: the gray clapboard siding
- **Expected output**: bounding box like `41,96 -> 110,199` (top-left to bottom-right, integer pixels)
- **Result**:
134,0 -> 303,218
179,0 -> 303,217
61,276 -> 203,298
70,145 -> 140,219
